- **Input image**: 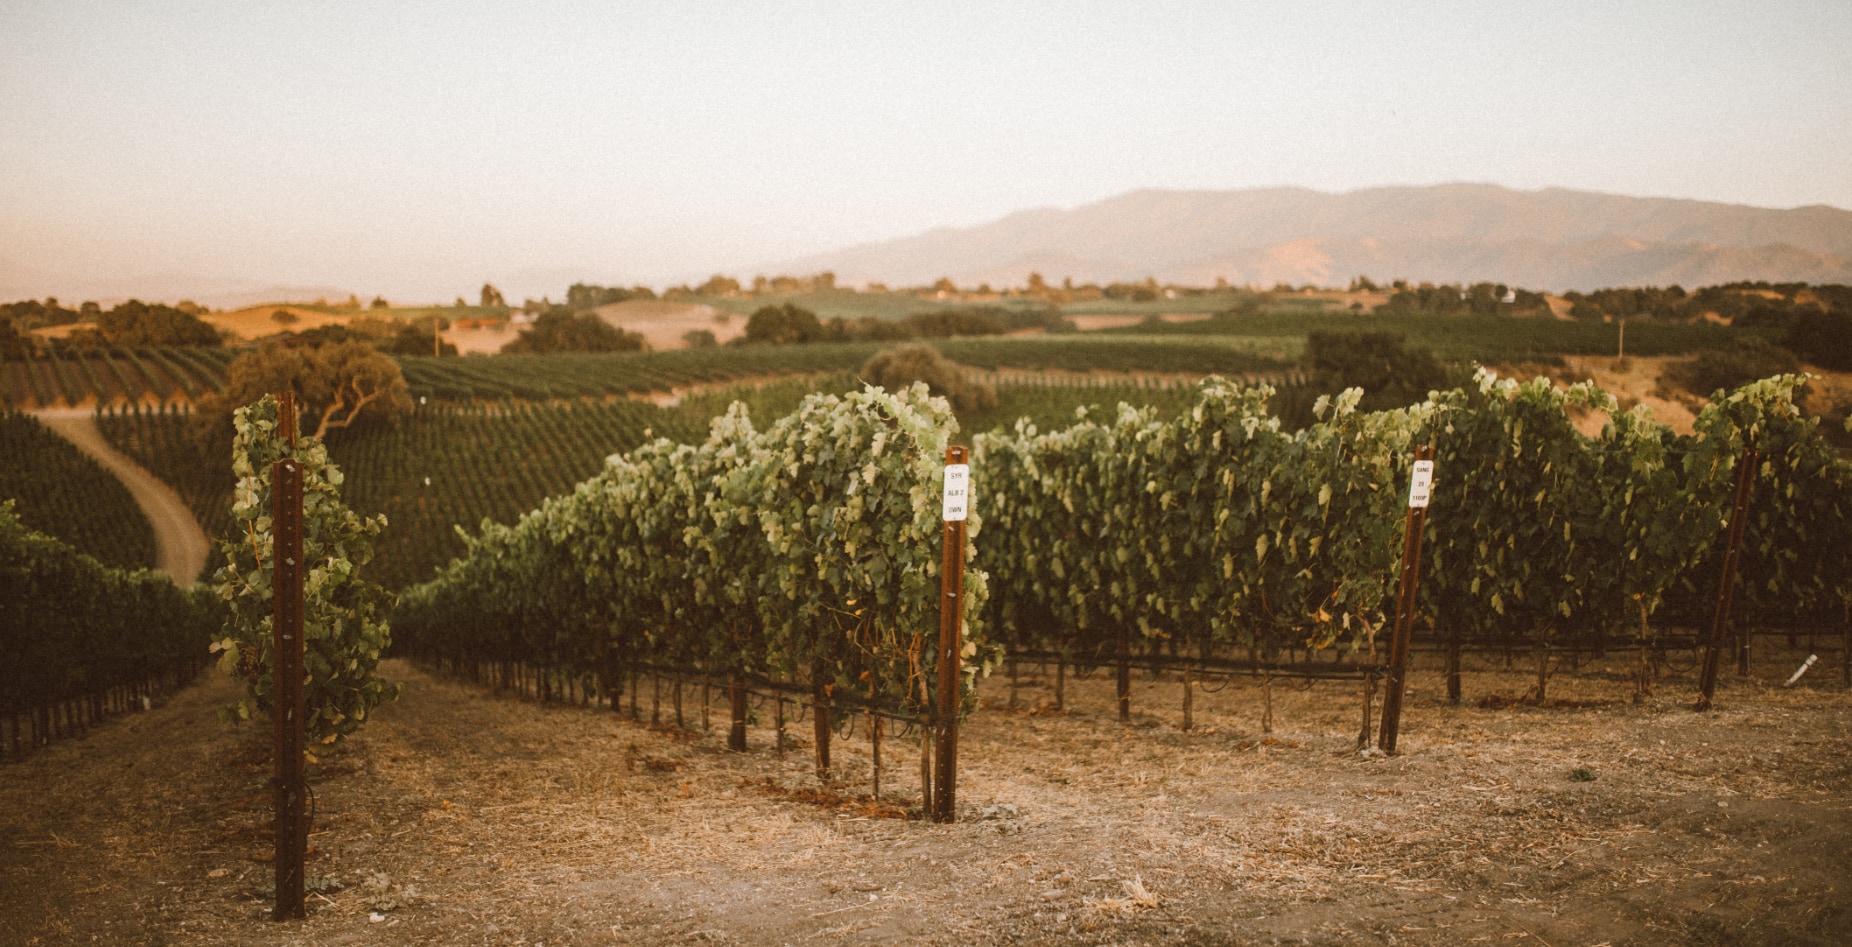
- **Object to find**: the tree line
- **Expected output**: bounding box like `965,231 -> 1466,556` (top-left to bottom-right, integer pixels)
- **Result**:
2,299 -> 222,358
738,304 -> 1072,346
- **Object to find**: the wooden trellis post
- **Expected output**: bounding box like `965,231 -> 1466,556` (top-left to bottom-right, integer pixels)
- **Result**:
931,447 -> 969,823
1378,445 -> 1434,755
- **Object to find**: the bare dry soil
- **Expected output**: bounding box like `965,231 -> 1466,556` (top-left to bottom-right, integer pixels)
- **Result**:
3,651 -> 1849,946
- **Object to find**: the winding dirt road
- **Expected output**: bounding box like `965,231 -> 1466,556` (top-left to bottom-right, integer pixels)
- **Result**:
32,408 -> 210,584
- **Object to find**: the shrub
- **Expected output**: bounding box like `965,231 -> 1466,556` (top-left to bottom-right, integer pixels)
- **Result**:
1667,337 -> 1802,399
1305,330 -> 1449,411
861,344 -> 996,414
501,308 -> 645,354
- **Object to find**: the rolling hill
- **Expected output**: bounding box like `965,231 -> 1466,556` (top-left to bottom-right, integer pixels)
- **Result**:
770,184 -> 1852,292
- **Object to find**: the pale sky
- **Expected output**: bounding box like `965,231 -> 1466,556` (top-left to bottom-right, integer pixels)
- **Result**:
2,1 -> 1848,304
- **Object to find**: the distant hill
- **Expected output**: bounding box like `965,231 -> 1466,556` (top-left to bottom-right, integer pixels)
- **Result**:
0,256 -> 354,311
770,185 -> 1852,292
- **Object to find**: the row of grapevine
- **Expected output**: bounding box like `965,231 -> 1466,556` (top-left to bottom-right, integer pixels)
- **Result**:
397,347 -> 868,400
393,337 -> 1290,403
976,381 -> 1422,718
333,399 -> 675,589
1416,373 -> 1852,698
104,362 -> 1844,709
0,409 -> 155,569
95,402 -> 236,574
0,500 -> 222,760
0,343 -> 859,406
976,371 -> 1852,710
92,389 -> 856,594
0,348 -> 235,408
394,384 -> 991,776
100,373 -> 1214,591
968,370 -> 1321,437
0,336 -> 1293,412
1659,378 -> 1852,655
1112,309 -> 1753,363
935,335 -> 1289,375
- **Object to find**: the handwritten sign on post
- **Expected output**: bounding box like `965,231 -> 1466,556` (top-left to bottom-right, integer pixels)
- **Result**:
1407,459 -> 1434,509
942,463 -> 971,522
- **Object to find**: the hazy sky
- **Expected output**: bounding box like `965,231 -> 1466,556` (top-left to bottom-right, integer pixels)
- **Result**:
3,1 -> 1848,303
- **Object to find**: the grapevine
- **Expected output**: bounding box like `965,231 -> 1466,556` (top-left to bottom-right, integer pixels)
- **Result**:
210,395 -> 399,753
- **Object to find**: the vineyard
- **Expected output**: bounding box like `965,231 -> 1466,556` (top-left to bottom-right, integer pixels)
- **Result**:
55,361 -> 1852,711
392,337 -> 1289,401
1114,309 -> 1760,363
0,408 -> 155,570
77,365 -> 1852,706
976,371 -> 1852,723
0,501 -> 221,759
5,366 -> 1851,945
393,383 -> 990,790
390,371 -> 1852,796
0,337 -> 1291,409
0,300 -> 1789,413
0,347 -> 236,407
91,373 -> 1274,590
95,402 -> 239,576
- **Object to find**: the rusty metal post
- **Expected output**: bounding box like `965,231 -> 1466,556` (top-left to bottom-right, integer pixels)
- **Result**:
1697,448 -> 1758,711
868,672 -> 881,798
1378,446 -> 1434,755
278,390 -> 296,445
727,671 -> 747,752
811,657 -> 832,781
1116,625 -> 1132,723
271,454 -> 306,921
931,446 -> 969,823
774,693 -> 785,755
1445,618 -> 1463,705
1843,602 -> 1851,690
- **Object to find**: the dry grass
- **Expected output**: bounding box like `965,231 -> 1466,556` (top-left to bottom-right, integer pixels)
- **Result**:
203,306 -> 354,341
1064,314 -> 1215,331
590,301 -> 742,351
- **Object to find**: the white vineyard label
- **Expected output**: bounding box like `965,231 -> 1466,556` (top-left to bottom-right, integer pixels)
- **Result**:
1408,459 -> 1434,509
943,464 -> 971,522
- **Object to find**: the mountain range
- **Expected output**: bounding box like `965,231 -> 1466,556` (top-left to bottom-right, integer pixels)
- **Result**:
771,184 -> 1852,293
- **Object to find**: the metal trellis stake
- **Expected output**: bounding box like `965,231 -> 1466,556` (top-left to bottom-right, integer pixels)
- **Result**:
931,446 -> 969,823
1377,445 -> 1434,755
1697,447 -> 1759,711
271,392 -> 307,921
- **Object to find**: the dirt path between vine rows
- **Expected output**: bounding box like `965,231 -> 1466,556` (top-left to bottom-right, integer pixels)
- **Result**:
2,652 -> 1849,946
31,408 -> 210,584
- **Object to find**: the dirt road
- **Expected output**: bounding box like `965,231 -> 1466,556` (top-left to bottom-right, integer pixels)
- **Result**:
33,409 -> 210,584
